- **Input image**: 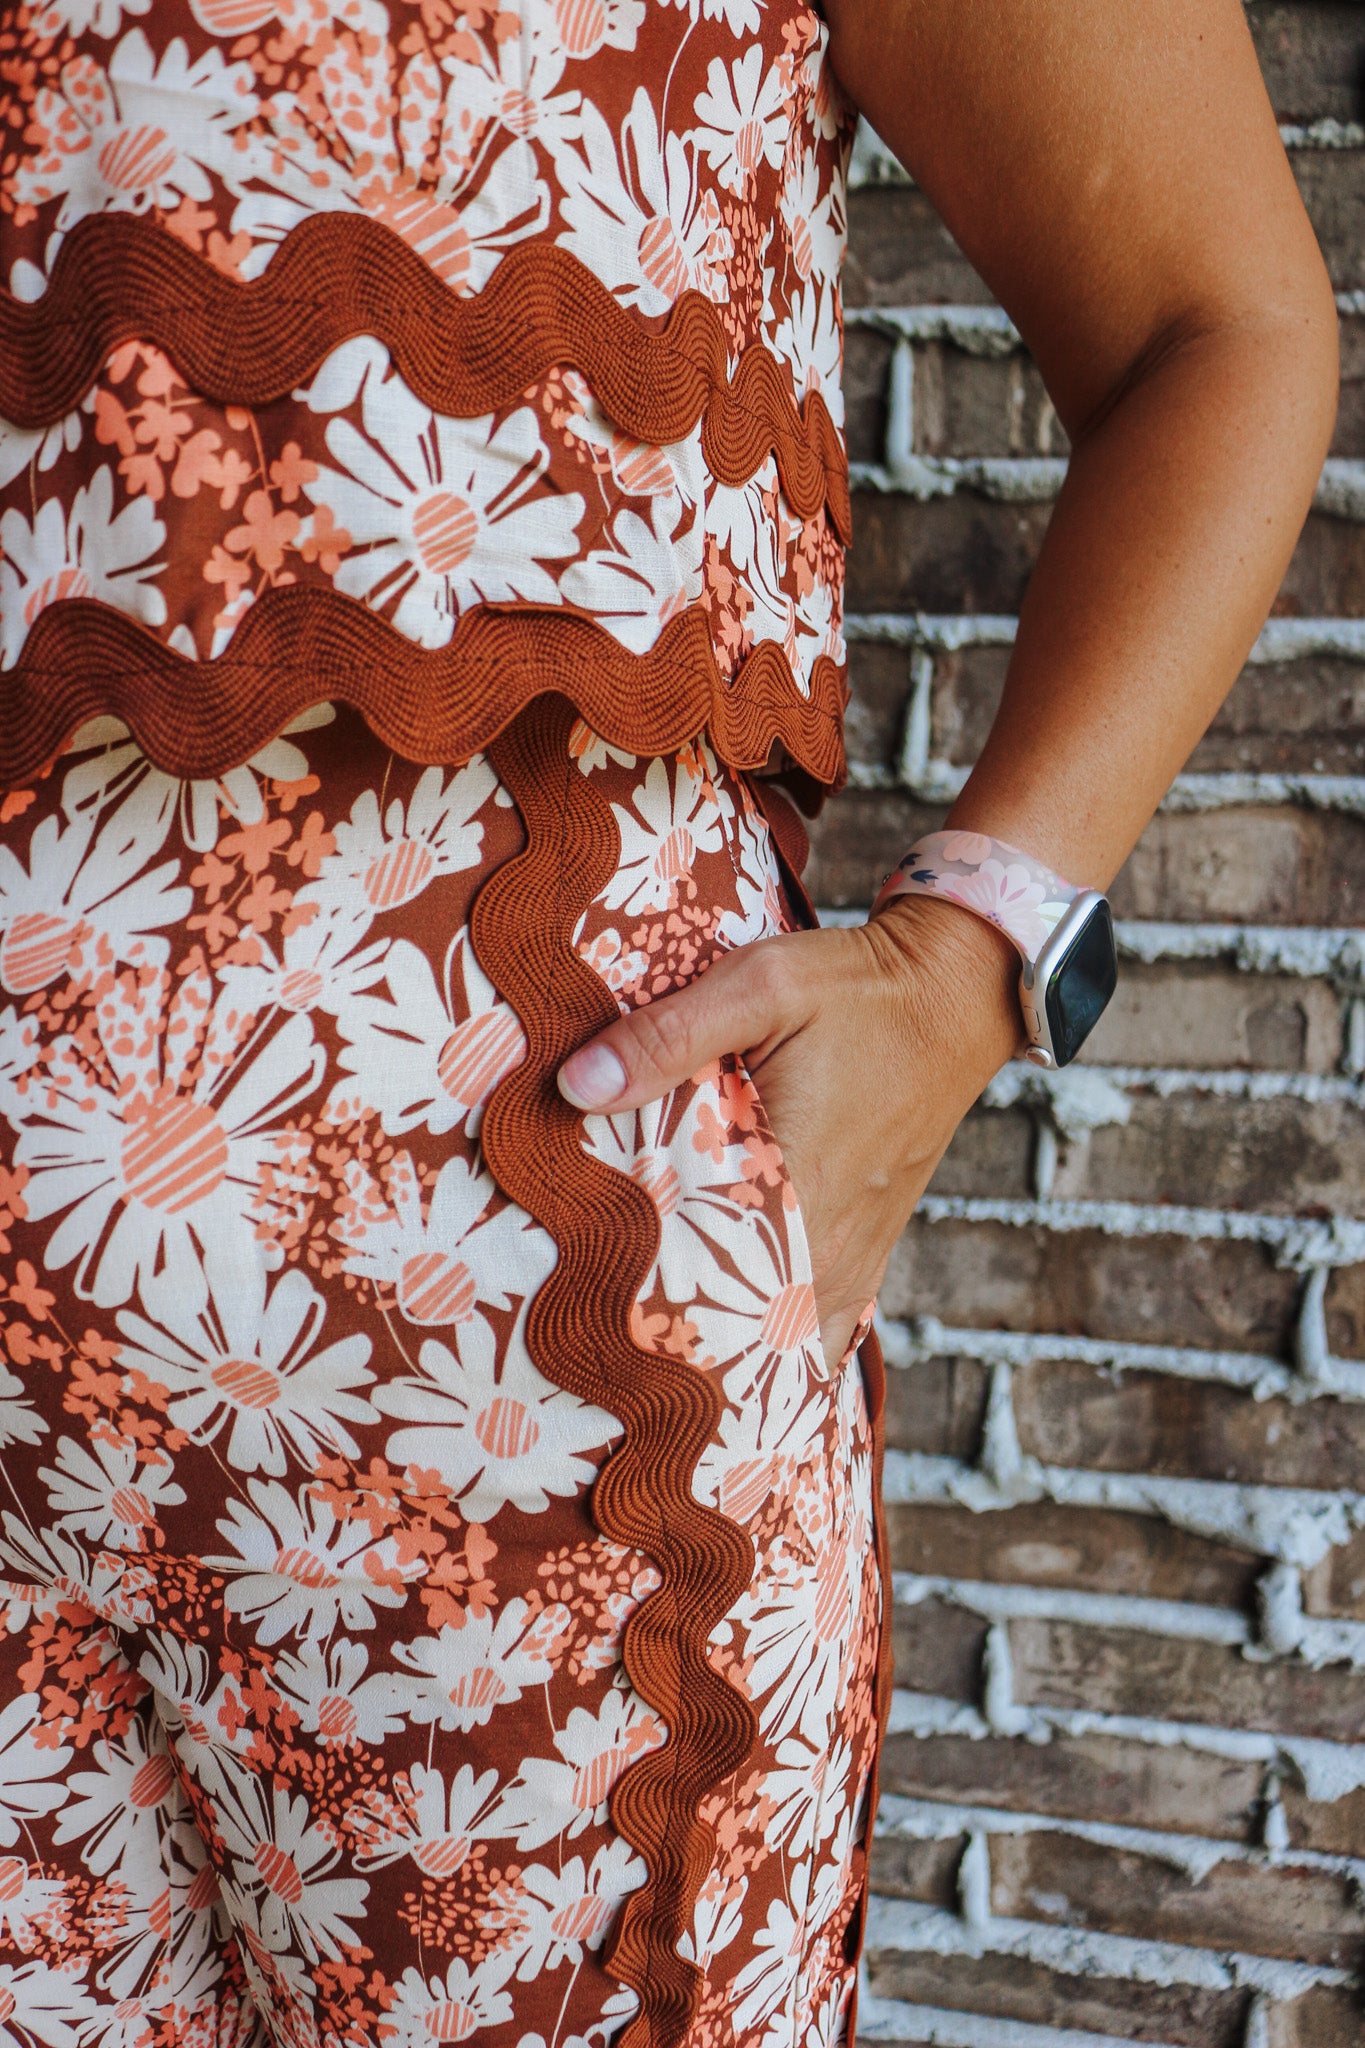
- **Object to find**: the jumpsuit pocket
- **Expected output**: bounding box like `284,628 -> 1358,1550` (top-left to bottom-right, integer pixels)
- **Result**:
736,1050 -> 831,1382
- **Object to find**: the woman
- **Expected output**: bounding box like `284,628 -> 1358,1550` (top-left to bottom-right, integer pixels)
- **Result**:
0,0 -> 1335,2042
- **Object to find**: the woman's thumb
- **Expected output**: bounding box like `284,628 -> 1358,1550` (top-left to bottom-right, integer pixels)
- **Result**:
556,939 -> 791,1114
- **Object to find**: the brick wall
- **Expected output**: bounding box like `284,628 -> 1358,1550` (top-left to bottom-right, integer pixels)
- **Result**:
821,8 -> 1365,2043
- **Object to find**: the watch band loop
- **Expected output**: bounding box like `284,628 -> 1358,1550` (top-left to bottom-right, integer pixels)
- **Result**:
870,829 -> 1082,971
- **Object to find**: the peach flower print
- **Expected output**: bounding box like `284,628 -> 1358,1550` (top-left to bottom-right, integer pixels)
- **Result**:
936,857 -> 1051,954
937,830 -> 994,867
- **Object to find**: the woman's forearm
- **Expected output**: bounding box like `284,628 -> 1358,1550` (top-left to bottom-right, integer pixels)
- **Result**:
945,304 -> 1339,886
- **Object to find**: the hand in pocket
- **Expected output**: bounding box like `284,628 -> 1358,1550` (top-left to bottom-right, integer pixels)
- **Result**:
558,895 -> 1020,1367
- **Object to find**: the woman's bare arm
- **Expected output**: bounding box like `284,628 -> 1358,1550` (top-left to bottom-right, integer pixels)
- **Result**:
557,0 -> 1340,1364
824,0 -> 1339,880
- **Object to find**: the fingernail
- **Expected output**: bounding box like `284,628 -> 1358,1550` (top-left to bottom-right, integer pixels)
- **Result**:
557,1043 -> 627,1111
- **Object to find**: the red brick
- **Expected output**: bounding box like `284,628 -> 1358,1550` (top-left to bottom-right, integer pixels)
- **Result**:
806,789 -> 1365,923
934,1092 -> 1365,1218
907,644 -> 1365,779
888,1500 -> 1261,1607
884,1355 -> 990,1461
1303,1528 -> 1365,1622
862,1945 -> 1247,2047
1273,1985 -> 1365,2047
1013,1358 -> 1365,1495
878,1727 -> 1261,1842
1082,963 -> 1345,1075
1249,3 -> 1365,124
990,1831 -> 1365,1967
847,492 -> 1365,621
892,1597 -> 988,1704
867,1832 -> 965,1907
1011,1619 -> 1365,1745
880,1217 -> 1314,1358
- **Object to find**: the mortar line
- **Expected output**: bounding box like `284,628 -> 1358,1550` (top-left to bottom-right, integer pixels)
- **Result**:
862,1896 -> 1353,1998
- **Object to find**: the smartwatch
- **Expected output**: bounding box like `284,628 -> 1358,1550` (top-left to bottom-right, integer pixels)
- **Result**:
870,830 -> 1118,1069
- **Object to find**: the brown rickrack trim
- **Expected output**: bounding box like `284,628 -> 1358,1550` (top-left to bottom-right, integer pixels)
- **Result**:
840,1325 -> 893,2046
477,695 -> 760,2048
0,215 -> 852,544
0,593 -> 848,794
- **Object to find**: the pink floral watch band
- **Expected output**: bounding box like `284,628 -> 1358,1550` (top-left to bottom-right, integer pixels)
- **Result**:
870,829 -> 1081,963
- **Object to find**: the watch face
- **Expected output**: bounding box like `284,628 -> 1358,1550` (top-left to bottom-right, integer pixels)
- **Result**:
1044,899 -> 1118,1066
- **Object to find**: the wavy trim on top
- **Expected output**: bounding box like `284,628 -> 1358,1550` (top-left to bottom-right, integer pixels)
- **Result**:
478,696 -> 759,2047
0,591 -> 848,793
0,214 -> 852,544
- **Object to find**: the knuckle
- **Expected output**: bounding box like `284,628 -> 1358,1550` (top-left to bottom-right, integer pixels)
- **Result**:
625,998 -> 695,1079
750,937 -> 797,1017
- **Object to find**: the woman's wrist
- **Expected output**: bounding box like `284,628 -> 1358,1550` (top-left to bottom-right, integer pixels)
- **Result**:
861,891 -> 1022,1081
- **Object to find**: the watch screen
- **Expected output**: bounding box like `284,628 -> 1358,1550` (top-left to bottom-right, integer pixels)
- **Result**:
1044,900 -> 1118,1066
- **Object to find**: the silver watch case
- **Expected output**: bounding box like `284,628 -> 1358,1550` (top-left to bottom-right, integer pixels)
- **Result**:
1018,889 -> 1114,1071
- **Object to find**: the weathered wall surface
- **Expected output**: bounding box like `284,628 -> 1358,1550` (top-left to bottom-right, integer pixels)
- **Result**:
825,8 -> 1365,2043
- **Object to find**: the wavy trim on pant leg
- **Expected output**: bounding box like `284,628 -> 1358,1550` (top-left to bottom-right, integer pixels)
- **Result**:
475,695 -> 759,2048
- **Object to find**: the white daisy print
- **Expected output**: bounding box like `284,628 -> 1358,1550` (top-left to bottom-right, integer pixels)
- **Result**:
662,0 -> 764,33
687,1204 -> 823,1405
604,752 -> 726,915
0,1513 -> 158,1631
0,1960 -> 100,2046
0,1857 -> 67,1952
497,1840 -> 646,1979
334,1151 -> 553,1345
560,496 -> 705,655
729,1862 -> 809,2036
0,472 -> 165,667
327,930 -> 525,1140
0,1363 -> 46,1455
580,1072 -> 751,1304
312,756 -> 498,915
38,1431 -> 184,1551
0,1695 -> 71,1843
382,1950 -> 517,2048
115,1251 -> 377,1477
759,1734 -> 850,1862
488,1683 -> 665,1848
770,278 -> 845,429
562,382 -> 706,506
391,1601 -> 571,1732
351,1760 -> 501,1876
300,343 -> 583,647
777,147 -> 844,289
553,88 -> 731,314
29,0 -> 150,40
542,0 -> 645,60
52,1716 -> 180,1889
131,1631 -> 219,1760
0,798 -> 189,995
206,1479 -> 413,1644
802,1978 -> 855,2048
214,1779 -> 368,1963
376,1324 -> 619,1523
729,1469 -> 868,1750
0,413 -> 82,492
693,1347 -> 828,1529
1,963 -> 325,1312
12,31 -> 258,233
59,706 -> 336,856
438,9 -> 583,158
216,890 -> 391,1024
689,45 -> 788,198
235,88 -> 549,286
270,1639 -> 406,1750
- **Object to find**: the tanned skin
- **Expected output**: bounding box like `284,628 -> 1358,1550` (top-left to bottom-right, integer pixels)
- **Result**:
558,0 -> 1340,1365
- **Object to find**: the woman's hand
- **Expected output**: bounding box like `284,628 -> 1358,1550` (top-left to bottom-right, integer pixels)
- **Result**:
558,896 -> 1021,1366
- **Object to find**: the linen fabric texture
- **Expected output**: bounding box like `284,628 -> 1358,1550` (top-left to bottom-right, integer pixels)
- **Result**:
0,4 -> 891,2047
